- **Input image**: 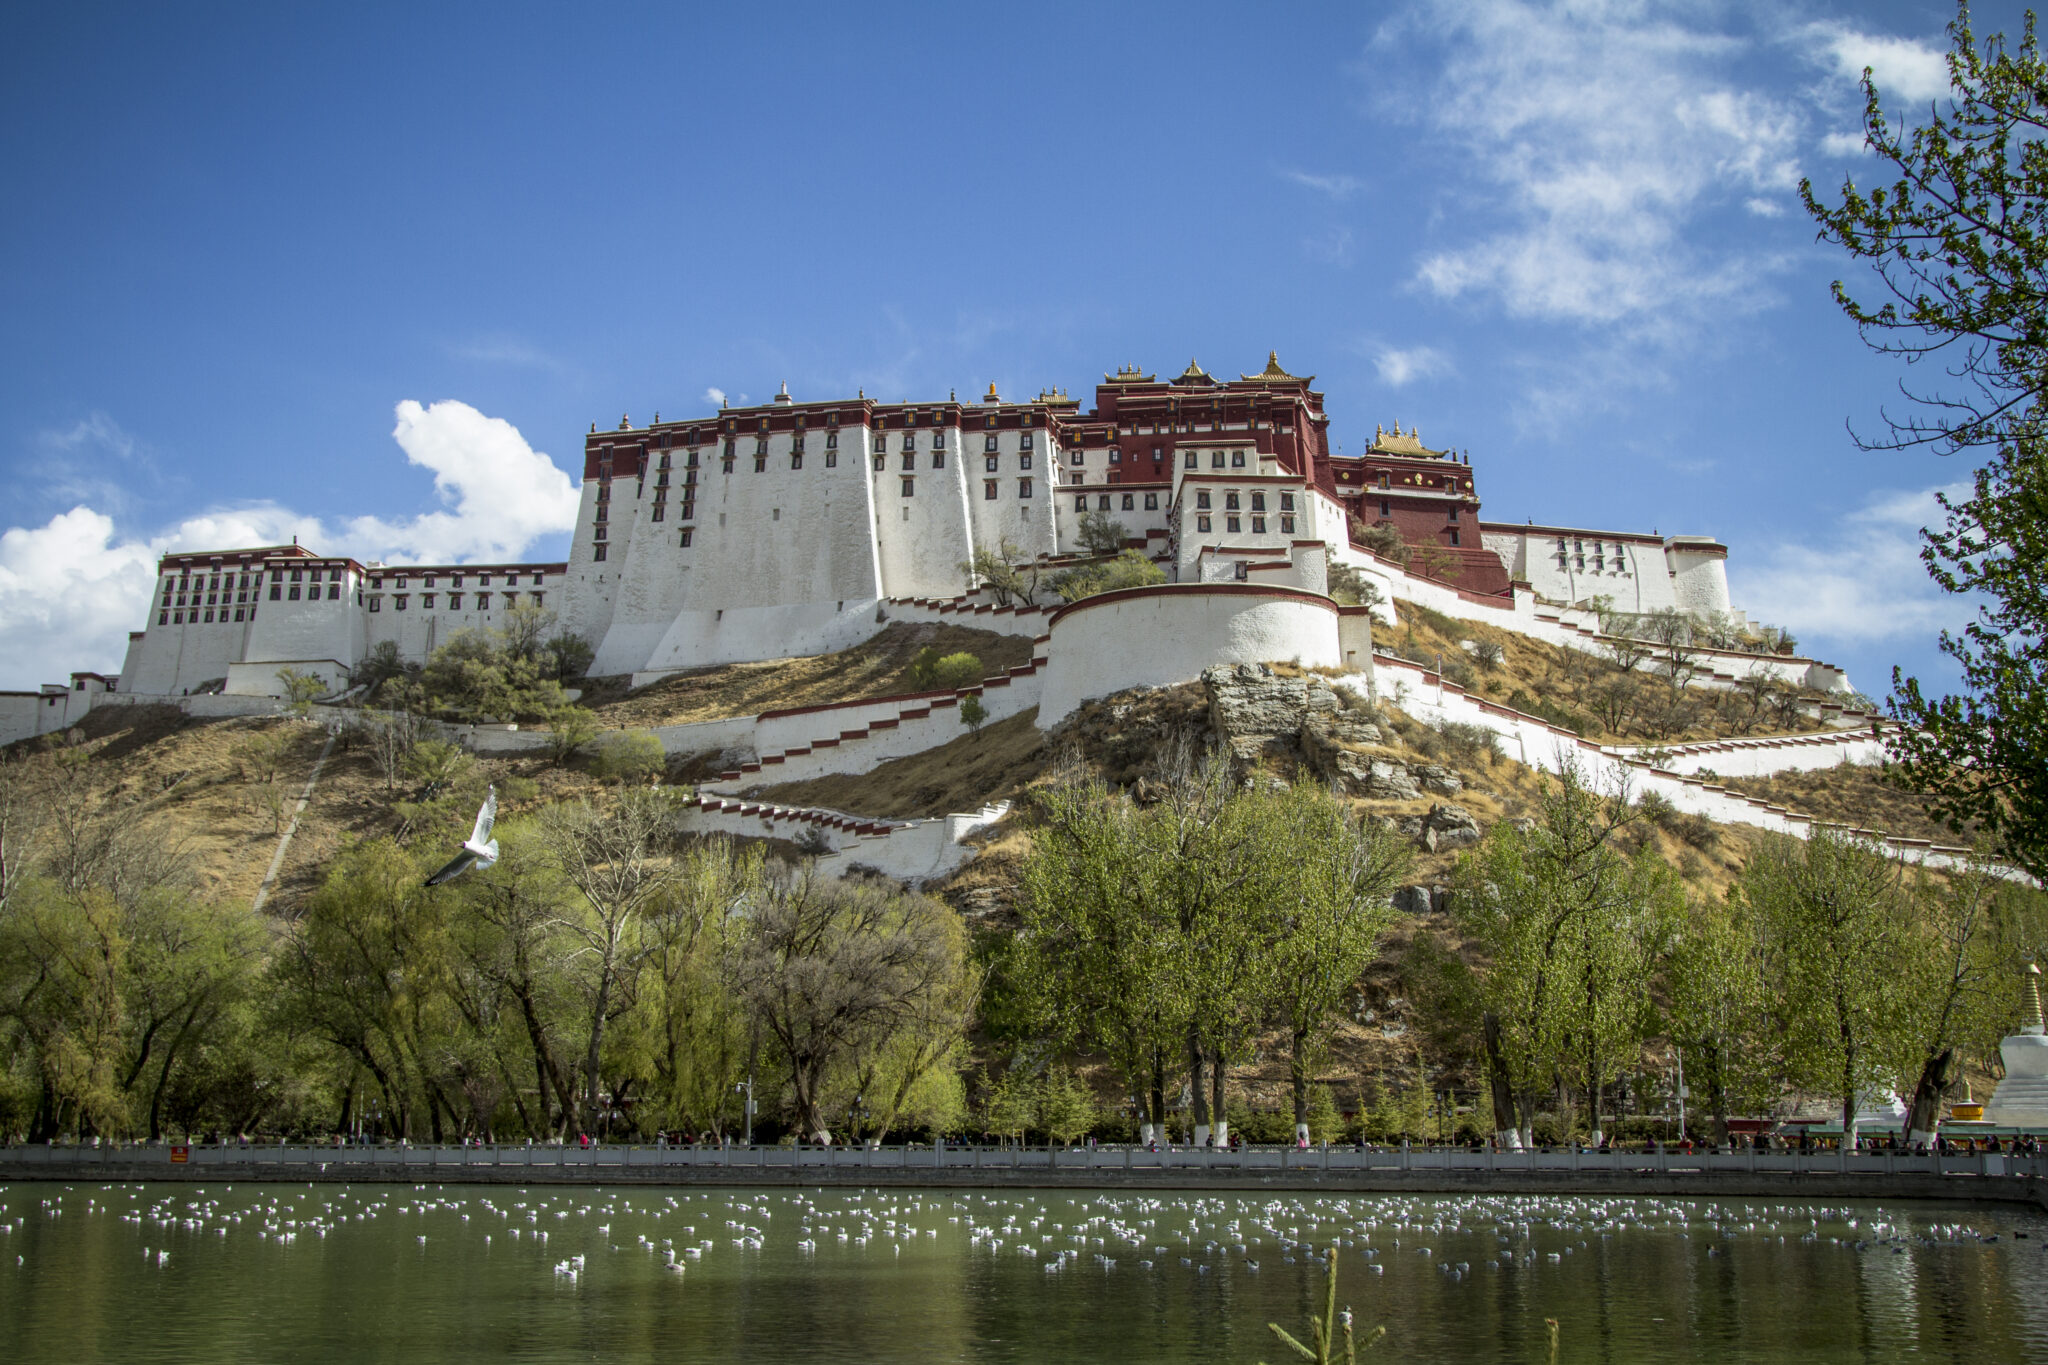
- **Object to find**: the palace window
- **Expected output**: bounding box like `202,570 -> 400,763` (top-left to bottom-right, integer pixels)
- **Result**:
158,612 -> 167,626
901,433 -> 916,452
1075,495 -> 1087,512
234,608 -> 245,621
1225,492 -> 1240,510
901,477 -> 916,497
1379,499 -> 1391,518
1252,517 -> 1266,534
1016,432 -> 1032,452
1109,448 -> 1121,463
172,611 -> 183,624
1019,453 -> 1031,470
1121,493 -> 1134,510
1251,492 -> 1265,512
474,593 -> 488,610
723,457 -> 736,474
1018,478 -> 1034,499
679,528 -> 693,548
790,453 -> 803,471
825,450 -> 837,468
873,454 -> 886,472
1448,506 -> 1460,522
1232,451 -> 1246,468
931,446 -> 945,469
532,591 -> 544,606
985,434 -> 999,452
1070,449 -> 1084,465
791,435 -> 805,454
1227,517 -> 1241,533
422,594 -> 436,609
327,584 -> 340,599
657,469 -> 669,486
754,437 -> 768,456
1379,472 -> 1391,489
723,440 -> 736,458
593,544 -> 608,561
681,500 -> 695,519
984,480 -> 999,500
659,453 -> 671,470
686,449 -> 700,467
1449,529 -> 1461,546
652,506 -> 665,521
1196,491 -> 1211,509
287,585 -> 300,600
1144,492 -> 1158,510
1281,515 -> 1295,533
594,525 -> 607,540
825,430 -> 838,449
1184,451 -> 1197,469
754,455 -> 768,473
395,594 -> 409,611
1197,515 -> 1212,533
477,573 -> 491,585
448,592 -> 463,610
1280,492 -> 1295,512
1211,451 -> 1225,468
596,505 -> 608,522
985,455 -> 1000,473
901,452 -> 916,471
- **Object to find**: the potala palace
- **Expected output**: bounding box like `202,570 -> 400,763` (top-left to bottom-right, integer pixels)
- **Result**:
5,354 -> 1855,757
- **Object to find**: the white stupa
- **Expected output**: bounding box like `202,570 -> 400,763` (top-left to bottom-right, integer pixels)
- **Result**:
1983,964 -> 2048,1131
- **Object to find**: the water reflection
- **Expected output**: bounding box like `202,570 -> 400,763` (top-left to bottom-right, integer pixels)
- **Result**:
0,1183 -> 2042,1363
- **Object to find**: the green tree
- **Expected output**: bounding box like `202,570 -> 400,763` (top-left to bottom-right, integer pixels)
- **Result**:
1743,827 -> 1915,1138
959,693 -> 988,732
1074,509 -> 1129,556
958,538 -> 1041,606
1047,549 -> 1167,603
592,730 -> 666,784
1455,758 -> 1678,1146
275,667 -> 324,715
1802,7 -> 2048,879
544,703 -> 600,765
1664,896 -> 1776,1144
909,647 -> 983,691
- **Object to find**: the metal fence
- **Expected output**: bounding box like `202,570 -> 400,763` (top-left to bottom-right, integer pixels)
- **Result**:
4,1142 -> 2041,1182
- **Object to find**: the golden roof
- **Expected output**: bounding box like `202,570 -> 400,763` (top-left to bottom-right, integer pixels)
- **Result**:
1240,350 -> 1313,385
1367,422 -> 1449,459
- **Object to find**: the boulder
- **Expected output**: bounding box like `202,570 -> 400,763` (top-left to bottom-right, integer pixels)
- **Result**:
1323,750 -> 1420,800
1414,763 -> 1464,796
1203,663 -> 1338,760
1419,803 -> 1483,853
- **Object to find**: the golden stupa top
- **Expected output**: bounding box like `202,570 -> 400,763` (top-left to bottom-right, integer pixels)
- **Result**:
1103,363 -> 1155,384
1241,351 -> 1313,385
1175,357 -> 1213,384
1368,422 -> 1450,459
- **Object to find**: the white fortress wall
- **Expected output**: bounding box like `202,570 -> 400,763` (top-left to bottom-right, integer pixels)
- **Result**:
1601,728 -> 1888,778
1665,536 -> 1735,615
1036,584 -> 1342,725
678,798 -> 1009,887
967,423 -> 1061,561
869,417 -> 973,602
1058,482 -> 1174,555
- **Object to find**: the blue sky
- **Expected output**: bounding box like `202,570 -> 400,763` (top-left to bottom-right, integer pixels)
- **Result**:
0,0 -> 2015,700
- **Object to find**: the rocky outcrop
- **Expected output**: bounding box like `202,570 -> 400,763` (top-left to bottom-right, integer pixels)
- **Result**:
1418,803 -> 1483,853
1322,750 -> 1421,799
1204,663 -> 1339,760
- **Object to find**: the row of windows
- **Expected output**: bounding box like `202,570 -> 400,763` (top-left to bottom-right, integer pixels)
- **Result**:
980,480 -> 1036,500
1076,493 -> 1161,512
367,571 -> 543,590
160,607 -> 257,626
1193,515 -> 1297,535
367,590 -> 540,613
1192,490 -> 1295,513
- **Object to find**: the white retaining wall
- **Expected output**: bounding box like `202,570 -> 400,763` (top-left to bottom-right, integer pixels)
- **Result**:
1602,729 -> 1890,778
679,796 -> 1010,886
1037,584 -> 1343,725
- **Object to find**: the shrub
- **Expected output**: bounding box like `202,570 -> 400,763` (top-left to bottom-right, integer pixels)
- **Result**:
1436,721 -> 1502,767
910,647 -> 982,691
959,693 -> 988,732
1048,549 -> 1166,603
544,703 -> 600,765
275,667 -> 324,715
1349,519 -> 1411,566
592,729 -> 666,783
1327,562 -> 1383,608
1074,510 -> 1129,556
1469,641 -> 1504,670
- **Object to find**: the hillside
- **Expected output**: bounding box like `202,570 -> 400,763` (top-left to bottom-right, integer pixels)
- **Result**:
577,621 -> 1035,728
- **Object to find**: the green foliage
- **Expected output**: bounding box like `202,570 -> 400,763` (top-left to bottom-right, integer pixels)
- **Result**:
959,693 -> 988,732
544,703 -> 600,765
1262,1247 -> 1385,1364
1074,509 -> 1129,556
275,667 -> 324,715
591,730 -> 666,784
1349,518 -> 1410,566
958,538 -> 1041,607
1453,757 -> 1681,1142
1801,9 -> 2048,880
1047,549 -> 1167,603
909,647 -> 983,691
543,632 -> 595,682
1326,561 -> 1382,609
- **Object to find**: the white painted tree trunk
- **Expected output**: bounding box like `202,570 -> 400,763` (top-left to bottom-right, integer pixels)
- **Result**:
1211,1119 -> 1229,1146
1295,1122 -> 1311,1145
1495,1127 -> 1522,1150
1193,1123 -> 1211,1148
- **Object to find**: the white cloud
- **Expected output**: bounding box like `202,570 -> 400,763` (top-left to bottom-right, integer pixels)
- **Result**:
1374,345 -> 1451,387
342,400 -> 579,564
1282,169 -> 1363,200
40,412 -> 139,461
1820,129 -> 1868,156
704,387 -> 727,408
1744,196 -> 1785,217
1735,484 -> 1971,648
1805,23 -> 1949,105
1395,0 -> 1804,330
1303,226 -> 1355,266
0,401 -> 577,689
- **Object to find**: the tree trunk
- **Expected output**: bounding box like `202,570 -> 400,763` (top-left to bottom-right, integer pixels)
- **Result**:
1188,1032 -> 1210,1146
1482,1013 -> 1520,1149
1148,1046 -> 1167,1145
1907,1047 -> 1955,1146
1211,1051 -> 1229,1147
1702,1037 -> 1730,1146
1586,1038 -> 1602,1146
1291,1027 -> 1311,1145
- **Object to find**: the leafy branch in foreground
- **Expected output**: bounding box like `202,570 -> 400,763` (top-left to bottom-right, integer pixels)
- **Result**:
1261,1247 -> 1383,1364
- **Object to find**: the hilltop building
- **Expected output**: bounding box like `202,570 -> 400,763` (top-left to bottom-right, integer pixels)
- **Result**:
13,354 -> 1739,719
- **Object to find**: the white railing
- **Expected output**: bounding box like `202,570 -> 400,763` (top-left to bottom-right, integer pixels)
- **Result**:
3,1142 -> 2040,1182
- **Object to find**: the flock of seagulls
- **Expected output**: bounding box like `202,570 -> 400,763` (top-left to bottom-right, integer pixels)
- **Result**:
0,1184 -> 2030,1289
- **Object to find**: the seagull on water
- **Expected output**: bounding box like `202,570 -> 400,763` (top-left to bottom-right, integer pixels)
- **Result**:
425,786 -> 499,887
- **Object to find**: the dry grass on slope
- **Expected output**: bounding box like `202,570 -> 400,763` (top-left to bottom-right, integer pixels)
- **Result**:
746,709 -> 1047,820
580,622 -> 1037,729
1714,763 -> 1972,848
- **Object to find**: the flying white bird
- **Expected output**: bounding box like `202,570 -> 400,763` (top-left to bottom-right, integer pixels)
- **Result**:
425,786 -> 498,887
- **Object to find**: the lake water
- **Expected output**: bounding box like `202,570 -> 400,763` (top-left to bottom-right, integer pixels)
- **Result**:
3,1182 -> 2046,1362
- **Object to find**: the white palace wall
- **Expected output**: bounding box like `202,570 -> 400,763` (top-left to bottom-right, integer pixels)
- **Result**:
1036,584 -> 1342,724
